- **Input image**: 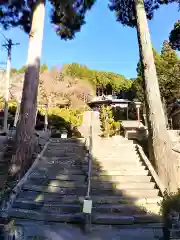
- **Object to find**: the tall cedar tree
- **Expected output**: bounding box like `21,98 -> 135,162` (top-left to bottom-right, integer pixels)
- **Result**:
0,0 -> 96,178
109,0 -> 177,192
133,43 -> 180,120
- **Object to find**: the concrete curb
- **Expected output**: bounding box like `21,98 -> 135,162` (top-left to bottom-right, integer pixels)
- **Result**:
136,144 -> 165,196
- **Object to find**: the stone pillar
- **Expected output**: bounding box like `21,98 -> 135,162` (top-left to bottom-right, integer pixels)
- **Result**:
136,107 -> 140,121
134,101 -> 141,121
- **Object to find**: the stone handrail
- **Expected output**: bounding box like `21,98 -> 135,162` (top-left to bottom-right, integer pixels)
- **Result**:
136,144 -> 165,196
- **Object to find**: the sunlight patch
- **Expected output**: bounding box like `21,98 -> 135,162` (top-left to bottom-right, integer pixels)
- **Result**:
47,181 -> 59,193
35,194 -> 44,202
48,180 -> 59,187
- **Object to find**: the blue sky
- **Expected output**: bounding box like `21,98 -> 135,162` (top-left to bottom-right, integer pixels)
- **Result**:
0,0 -> 179,79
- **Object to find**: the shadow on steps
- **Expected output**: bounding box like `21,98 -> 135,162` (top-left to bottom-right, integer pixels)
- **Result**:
5,128 -> 163,239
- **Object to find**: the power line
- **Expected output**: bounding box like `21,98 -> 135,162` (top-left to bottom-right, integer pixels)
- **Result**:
0,30 -> 8,42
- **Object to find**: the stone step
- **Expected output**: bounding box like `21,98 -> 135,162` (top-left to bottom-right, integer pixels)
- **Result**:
13,202 -> 82,213
13,200 -> 160,215
44,148 -> 84,153
47,145 -> 84,149
8,208 -> 161,225
43,153 -> 84,158
90,223 -> 163,230
44,151 -> 84,157
45,148 -> 84,153
39,158 -> 142,170
26,179 -> 85,188
95,149 -> 137,154
96,157 -> 141,163
41,156 -> 86,161
97,160 -> 141,166
29,172 -> 152,183
93,175 -> 152,182
50,138 -> 84,141
98,146 -> 136,150
96,143 -> 136,147
36,162 -> 86,169
92,181 -> 156,190
22,184 -> 87,195
34,166 -> 86,175
34,166 -> 148,176
25,178 -> 155,190
81,165 -> 147,173
32,168 -> 85,175
47,142 -> 84,146
47,143 -> 84,146
16,191 -> 162,205
40,157 -> 85,164
97,151 -> 139,156
29,172 -> 86,182
21,183 -> 159,197
115,189 -> 159,198
34,167 -> 148,177
47,141 -> 84,145
90,164 -> 146,171
92,213 -> 161,225
38,159 -> 85,166
95,169 -> 149,176
8,208 -> 84,223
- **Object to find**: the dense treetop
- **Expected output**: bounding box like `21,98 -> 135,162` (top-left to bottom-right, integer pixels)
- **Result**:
169,20 -> 180,51
108,0 -> 165,27
0,0 -> 96,39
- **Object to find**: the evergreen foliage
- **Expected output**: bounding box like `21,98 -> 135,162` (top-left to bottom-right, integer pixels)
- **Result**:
99,105 -> 120,137
169,20 -> 180,51
64,62 -> 132,91
132,42 -> 180,104
108,0 -> 162,27
0,0 -> 96,39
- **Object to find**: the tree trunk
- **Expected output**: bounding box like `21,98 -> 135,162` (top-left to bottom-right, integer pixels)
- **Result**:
44,104 -> 48,131
134,0 -> 177,192
10,0 -> 46,178
162,97 -> 169,129
13,100 -> 20,128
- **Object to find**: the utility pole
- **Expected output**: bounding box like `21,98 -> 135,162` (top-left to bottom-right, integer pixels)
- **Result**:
2,38 -> 19,133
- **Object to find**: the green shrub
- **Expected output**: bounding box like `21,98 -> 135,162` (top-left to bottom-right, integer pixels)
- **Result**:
160,190 -> 180,219
99,105 -> 120,137
48,107 -> 83,130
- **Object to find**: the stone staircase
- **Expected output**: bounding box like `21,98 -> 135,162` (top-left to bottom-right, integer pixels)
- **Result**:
7,138 -> 88,223
89,136 -> 162,225
4,111 -> 163,233
6,140 -> 162,228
